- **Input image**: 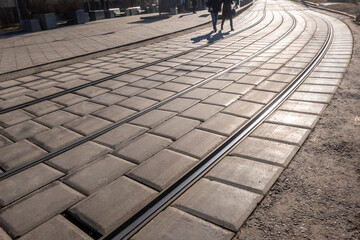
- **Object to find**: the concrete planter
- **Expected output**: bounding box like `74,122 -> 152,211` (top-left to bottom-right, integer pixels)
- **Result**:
105,10 -> 115,19
22,19 -> 41,32
33,13 -> 57,30
67,10 -> 86,24
89,10 -> 105,21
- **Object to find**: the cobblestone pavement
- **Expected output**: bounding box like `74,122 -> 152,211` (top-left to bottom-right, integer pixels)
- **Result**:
0,10 -> 211,76
0,0 -> 354,239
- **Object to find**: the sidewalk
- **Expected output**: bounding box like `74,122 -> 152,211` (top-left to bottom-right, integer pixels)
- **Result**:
0,11 -> 211,78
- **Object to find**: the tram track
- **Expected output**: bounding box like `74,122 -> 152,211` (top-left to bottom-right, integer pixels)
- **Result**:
0,8 -> 294,181
0,1 -> 346,239
102,12 -> 333,240
0,1 -> 260,115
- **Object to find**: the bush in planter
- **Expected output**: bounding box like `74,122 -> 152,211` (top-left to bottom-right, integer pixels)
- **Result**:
57,0 -> 87,24
28,0 -> 57,30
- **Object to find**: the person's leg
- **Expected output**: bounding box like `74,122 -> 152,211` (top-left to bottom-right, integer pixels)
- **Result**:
221,18 -> 225,30
230,16 -> 234,31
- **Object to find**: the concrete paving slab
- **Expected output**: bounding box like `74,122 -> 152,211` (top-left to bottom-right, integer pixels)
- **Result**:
174,178 -> 262,231
222,83 -> 254,95
151,116 -> 200,140
180,103 -> 223,122
241,90 -> 277,104
132,207 -> 233,240
64,115 -> 112,135
279,100 -> 327,115
266,110 -> 320,129
199,113 -> 247,136
222,100 -> 263,118
182,88 -> 217,100
203,92 -> 239,107
92,105 -> 136,122
251,122 -> 311,146
64,154 -> 135,195
0,135 -> 12,149
0,140 -> 47,171
94,123 -> 147,148
34,110 -> 79,128
0,96 -> 35,110
0,163 -> 63,207
289,92 -> 333,103
70,176 -> 157,235
206,156 -> 283,195
130,110 -> 176,128
51,94 -> 88,107
4,120 -> 49,142
0,110 -> 34,128
65,101 -> 106,116
0,181 -> 84,238
46,141 -> 111,173
23,101 -> 64,116
169,129 -> 226,159
230,137 -> 299,167
128,149 -> 198,191
31,126 -> 83,152
18,215 -> 91,240
114,133 -> 172,164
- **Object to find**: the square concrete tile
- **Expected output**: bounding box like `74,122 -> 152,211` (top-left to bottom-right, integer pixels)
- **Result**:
117,96 -> 158,111
64,115 -> 112,135
279,100 -> 327,115
130,110 -> 176,128
35,110 -> 79,127
65,101 -> 105,116
241,90 -> 277,104
4,120 -> 49,141
47,141 -> 111,173
173,178 -> 261,231
203,92 -> 239,107
158,98 -> 199,113
180,103 -> 223,122
266,110 -> 320,129
92,105 -> 136,122
138,89 -> 175,101
76,86 -> 109,98
52,94 -> 88,107
24,101 -> 64,116
231,137 -> 299,167
151,116 -> 200,140
128,149 -> 197,191
169,129 -> 225,159
31,126 -> 83,152
222,83 -> 253,95
199,113 -> 247,136
206,156 -> 283,194
114,133 -> 172,164
222,100 -> 263,118
0,110 -> 34,128
69,176 -> 156,235
132,207 -> 233,240
182,88 -> 217,100
64,154 -> 136,195
0,140 -> 47,171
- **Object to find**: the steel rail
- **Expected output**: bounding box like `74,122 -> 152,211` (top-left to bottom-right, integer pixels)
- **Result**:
102,14 -> 333,240
0,7 -> 278,181
0,1 -> 259,115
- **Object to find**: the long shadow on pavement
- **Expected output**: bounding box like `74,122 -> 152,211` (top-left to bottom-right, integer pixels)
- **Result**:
191,30 -> 230,44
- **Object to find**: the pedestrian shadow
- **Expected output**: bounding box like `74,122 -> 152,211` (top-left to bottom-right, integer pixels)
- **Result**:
190,30 -> 230,44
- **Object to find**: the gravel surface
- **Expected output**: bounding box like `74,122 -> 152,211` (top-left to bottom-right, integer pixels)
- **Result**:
235,8 -> 360,240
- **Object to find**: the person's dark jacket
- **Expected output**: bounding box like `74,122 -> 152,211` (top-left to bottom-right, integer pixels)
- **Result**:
221,0 -> 233,19
207,0 -> 222,12
191,0 -> 197,6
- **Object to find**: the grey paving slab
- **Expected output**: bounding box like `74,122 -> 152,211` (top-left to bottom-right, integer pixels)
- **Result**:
64,154 -> 135,195
221,83 -> 254,95
18,215 -> 91,240
222,100 -> 263,118
279,100 -> 327,115
297,84 -> 337,94
0,96 -> 34,110
0,110 -> 34,128
241,90 -> 277,104
0,181 -> 84,238
199,113 -> 247,136
251,123 -> 311,146
76,86 -> 109,98
206,156 -> 283,195
94,123 -> 148,148
52,94 -> 88,107
128,149 -> 198,191
169,129 -> 226,159
112,86 -> 146,97
266,110 -> 320,129
202,80 -> 233,90
117,96 -> 158,111
174,178 -> 262,231
203,92 -> 239,107
96,80 -> 127,90
114,133 -> 172,164
0,135 -> 12,149
255,80 -> 287,92
92,105 -> 136,122
65,101 -> 106,116
180,103 -> 223,122
151,116 -> 200,140
132,207 -> 233,240
24,100 -> 64,116
70,176 -> 157,235
64,115 -> 112,135
35,110 -> 79,127
130,110 -> 176,128
158,98 -> 199,113
0,163 -> 63,207
4,120 -> 49,142
0,140 -> 47,171
230,137 -> 299,167
289,91 -> 333,103
47,141 -> 111,173
31,126 -> 83,152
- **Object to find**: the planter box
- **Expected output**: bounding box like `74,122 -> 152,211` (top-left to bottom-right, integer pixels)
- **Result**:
33,13 -> 57,30
89,10 -> 105,21
22,19 -> 41,32
67,10 -> 86,24
105,10 -> 115,19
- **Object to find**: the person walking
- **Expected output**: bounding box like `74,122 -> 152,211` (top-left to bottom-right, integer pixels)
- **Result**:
191,0 -> 197,13
221,0 -> 234,31
207,0 -> 222,32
